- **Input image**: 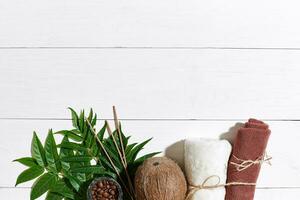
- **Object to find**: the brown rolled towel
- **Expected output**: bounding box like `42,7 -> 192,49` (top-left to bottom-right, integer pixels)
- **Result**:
225,119 -> 271,200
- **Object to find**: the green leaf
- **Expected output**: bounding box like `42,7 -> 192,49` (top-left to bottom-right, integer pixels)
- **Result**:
59,136 -> 74,171
125,143 -> 137,155
54,130 -> 83,142
97,123 -> 107,141
68,107 -> 79,129
15,166 -> 44,186
31,132 -> 47,167
87,109 -> 94,123
63,172 -> 81,192
13,157 -> 37,167
46,192 -> 64,200
71,166 -> 106,174
51,179 -> 75,199
103,171 -> 118,179
119,123 -> 129,148
59,137 -> 74,157
90,138 -> 100,157
127,138 -> 153,163
98,156 -> 119,173
61,156 -> 92,162
45,129 -> 61,173
85,130 -> 94,149
102,142 -> 122,169
91,114 -> 97,126
106,133 -> 119,153
135,152 -> 161,164
79,110 -> 85,132
58,142 -> 88,152
30,173 -> 57,200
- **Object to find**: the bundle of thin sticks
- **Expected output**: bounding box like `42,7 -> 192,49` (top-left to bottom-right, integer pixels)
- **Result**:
86,106 -> 135,200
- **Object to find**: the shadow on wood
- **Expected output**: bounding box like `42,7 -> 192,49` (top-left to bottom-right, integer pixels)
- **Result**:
165,140 -> 185,169
164,122 -> 244,170
219,122 -> 244,144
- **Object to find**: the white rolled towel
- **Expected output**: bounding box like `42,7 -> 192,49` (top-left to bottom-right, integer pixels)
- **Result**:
184,138 -> 232,200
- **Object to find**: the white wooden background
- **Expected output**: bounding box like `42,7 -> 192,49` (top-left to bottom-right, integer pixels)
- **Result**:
1,0 -> 300,199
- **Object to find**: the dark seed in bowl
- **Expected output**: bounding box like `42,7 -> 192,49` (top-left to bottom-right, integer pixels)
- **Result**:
91,179 -> 119,200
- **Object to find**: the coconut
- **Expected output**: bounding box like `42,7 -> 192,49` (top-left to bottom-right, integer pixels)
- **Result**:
134,157 -> 187,200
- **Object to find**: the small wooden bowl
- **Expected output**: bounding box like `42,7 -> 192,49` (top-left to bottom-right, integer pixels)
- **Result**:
87,177 -> 123,200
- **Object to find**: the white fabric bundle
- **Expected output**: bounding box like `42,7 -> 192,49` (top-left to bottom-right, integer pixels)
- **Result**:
184,138 -> 232,200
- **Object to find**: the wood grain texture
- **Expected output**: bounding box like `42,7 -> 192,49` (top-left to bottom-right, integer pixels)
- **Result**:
1,0 -> 300,198
1,0 -> 300,47
1,188 -> 299,200
1,49 -> 300,119
3,120 -> 300,188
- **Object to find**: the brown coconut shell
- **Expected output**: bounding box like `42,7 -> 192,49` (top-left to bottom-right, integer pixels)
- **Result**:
134,157 -> 187,200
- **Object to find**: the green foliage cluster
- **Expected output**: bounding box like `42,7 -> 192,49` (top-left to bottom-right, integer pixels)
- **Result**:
14,108 -> 159,200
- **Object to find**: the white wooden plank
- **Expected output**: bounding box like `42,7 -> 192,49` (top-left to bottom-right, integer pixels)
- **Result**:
0,188 -> 30,199
2,120 -> 300,188
0,188 -> 46,200
255,188 -> 300,199
1,0 -> 300,47
1,188 -> 299,200
1,49 -> 300,119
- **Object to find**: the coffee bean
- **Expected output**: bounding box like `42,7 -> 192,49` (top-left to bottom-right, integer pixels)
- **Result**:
90,179 -> 119,200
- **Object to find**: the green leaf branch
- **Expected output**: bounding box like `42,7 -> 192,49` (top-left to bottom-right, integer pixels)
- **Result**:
14,107 -> 160,200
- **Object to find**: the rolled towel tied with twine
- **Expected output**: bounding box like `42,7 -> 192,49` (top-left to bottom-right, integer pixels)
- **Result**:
184,138 -> 232,200
225,119 -> 271,200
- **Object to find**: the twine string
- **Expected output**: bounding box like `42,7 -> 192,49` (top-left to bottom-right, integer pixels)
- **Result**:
230,153 -> 272,172
185,175 -> 256,200
185,153 -> 272,200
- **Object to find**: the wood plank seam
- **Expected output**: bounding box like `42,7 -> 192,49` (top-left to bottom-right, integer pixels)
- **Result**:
1,118 -> 300,121
2,47 -> 300,50
1,187 -> 299,189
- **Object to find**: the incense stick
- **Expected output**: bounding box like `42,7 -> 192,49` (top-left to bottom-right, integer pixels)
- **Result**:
105,120 -> 126,169
105,120 -> 135,194
113,106 -> 127,166
85,118 -> 134,200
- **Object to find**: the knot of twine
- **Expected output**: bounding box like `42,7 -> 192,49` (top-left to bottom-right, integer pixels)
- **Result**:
230,153 -> 272,172
185,175 -> 256,200
185,153 -> 272,199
